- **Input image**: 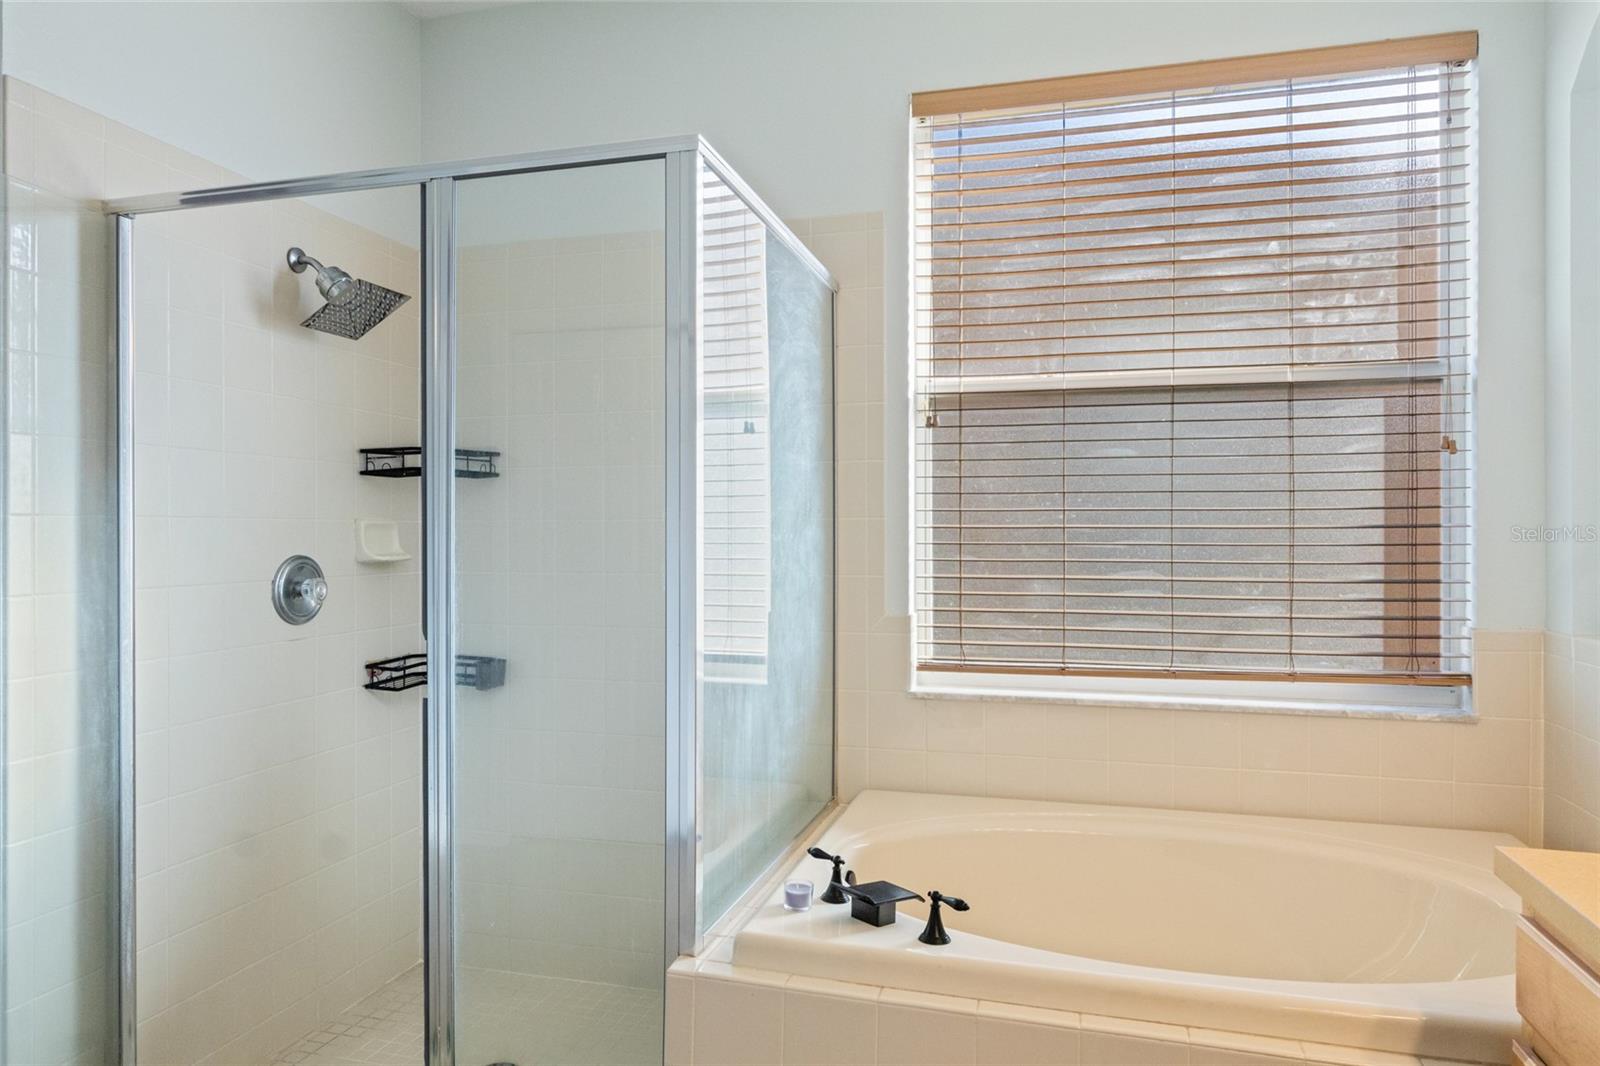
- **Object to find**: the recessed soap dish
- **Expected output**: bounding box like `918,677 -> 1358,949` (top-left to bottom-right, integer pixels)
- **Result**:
355,518 -> 410,564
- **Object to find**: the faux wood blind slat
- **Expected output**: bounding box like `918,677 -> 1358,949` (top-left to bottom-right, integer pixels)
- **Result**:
912,49 -> 1474,684
702,164 -> 771,667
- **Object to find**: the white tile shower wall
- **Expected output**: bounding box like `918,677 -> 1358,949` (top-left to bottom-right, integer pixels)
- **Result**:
5,78 -> 424,1066
808,210 -> 1545,846
452,228 -> 667,990
1541,633 -> 1600,851
131,201 -> 423,1066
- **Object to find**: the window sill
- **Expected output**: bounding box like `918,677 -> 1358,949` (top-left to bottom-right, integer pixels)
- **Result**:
909,671 -> 1475,722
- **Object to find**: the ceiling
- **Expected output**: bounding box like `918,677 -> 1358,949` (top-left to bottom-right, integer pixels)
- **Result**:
396,0 -> 523,19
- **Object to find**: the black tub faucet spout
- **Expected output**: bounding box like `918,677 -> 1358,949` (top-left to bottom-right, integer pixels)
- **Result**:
806,846 -> 850,904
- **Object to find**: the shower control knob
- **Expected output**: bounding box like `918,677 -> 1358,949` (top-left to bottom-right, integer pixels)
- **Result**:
917,890 -> 970,946
273,555 -> 329,625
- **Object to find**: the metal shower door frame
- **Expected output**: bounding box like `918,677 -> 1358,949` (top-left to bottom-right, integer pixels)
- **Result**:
108,138 -> 835,1066
420,176 -> 457,1066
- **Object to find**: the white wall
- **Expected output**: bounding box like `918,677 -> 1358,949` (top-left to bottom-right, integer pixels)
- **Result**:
421,0 -> 1551,632
1541,0 -> 1600,852
1544,0 -> 1600,638
1,0 -> 423,237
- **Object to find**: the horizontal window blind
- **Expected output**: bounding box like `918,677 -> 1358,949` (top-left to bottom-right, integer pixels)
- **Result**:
912,38 -> 1474,684
702,164 -> 772,676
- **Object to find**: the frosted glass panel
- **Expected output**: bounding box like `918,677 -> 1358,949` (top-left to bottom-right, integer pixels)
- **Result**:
700,170 -> 834,929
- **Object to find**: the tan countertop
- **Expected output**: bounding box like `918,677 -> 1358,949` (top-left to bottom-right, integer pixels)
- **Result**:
1496,846 -> 1600,973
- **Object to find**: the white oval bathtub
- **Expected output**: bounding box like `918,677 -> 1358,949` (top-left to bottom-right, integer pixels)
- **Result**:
732,790 -> 1522,1063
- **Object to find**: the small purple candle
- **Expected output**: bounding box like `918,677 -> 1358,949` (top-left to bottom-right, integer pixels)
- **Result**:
783,879 -> 813,912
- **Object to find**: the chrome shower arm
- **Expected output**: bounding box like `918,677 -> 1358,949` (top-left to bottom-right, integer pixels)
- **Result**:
285,247 -> 325,275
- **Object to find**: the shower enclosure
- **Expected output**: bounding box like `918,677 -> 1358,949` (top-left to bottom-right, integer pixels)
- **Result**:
102,139 -> 835,1066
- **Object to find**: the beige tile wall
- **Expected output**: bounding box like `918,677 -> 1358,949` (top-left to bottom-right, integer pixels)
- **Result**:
811,210 -> 1545,846
5,76 -> 120,1066
1542,634 -> 1600,851
665,959 -> 1487,1066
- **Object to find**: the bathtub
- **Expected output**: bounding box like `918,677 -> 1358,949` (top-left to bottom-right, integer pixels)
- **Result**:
732,790 -> 1522,1064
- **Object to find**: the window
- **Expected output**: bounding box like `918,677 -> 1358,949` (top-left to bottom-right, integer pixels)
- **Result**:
911,33 -> 1476,699
703,163 -> 772,682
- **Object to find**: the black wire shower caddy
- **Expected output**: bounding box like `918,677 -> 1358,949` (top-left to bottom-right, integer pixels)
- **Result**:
359,446 -> 500,479
363,653 -> 507,692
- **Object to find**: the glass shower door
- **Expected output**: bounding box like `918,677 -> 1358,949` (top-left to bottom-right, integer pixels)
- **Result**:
445,161 -> 668,1066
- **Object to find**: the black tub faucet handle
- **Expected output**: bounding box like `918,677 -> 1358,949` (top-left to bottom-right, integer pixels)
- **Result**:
806,846 -> 850,904
917,889 -> 970,946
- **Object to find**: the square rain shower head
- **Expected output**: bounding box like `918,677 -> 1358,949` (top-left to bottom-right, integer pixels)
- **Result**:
300,280 -> 410,340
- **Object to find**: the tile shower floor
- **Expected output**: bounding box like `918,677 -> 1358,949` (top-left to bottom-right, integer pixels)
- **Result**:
270,965 -> 661,1066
